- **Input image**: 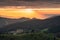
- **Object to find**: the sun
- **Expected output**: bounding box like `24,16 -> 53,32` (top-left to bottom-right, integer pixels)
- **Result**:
17,9 -> 34,14
23,9 -> 35,18
17,8 -> 35,15
24,9 -> 33,13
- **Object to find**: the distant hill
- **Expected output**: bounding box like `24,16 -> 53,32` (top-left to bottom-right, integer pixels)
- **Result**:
47,16 -> 60,33
0,17 -> 30,28
0,16 -> 60,33
0,18 -> 43,33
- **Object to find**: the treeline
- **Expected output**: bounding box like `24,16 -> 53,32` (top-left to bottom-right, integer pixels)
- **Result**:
0,32 -> 59,40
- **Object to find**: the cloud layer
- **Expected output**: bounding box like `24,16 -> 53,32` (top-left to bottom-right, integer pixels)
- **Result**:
0,0 -> 60,8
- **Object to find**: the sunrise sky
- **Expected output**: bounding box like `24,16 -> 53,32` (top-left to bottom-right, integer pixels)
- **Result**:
0,0 -> 60,19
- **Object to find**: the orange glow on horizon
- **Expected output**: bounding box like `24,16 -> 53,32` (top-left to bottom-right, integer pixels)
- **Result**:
0,8 -> 60,19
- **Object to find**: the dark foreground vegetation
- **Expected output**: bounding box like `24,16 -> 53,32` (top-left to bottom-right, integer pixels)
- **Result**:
0,32 -> 60,40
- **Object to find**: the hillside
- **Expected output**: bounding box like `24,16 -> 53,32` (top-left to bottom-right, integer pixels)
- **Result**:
0,16 -> 60,33
0,17 -> 30,28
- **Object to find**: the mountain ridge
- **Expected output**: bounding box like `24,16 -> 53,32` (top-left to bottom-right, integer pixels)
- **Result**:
0,17 -> 30,28
0,16 -> 60,33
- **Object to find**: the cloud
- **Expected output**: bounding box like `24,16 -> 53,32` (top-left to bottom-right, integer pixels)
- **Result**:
0,0 -> 60,8
44,14 -> 60,17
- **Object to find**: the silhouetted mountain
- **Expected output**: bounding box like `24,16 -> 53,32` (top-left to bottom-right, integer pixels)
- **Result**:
0,17 -> 30,28
40,16 -> 60,28
47,16 -> 60,33
0,18 -> 43,33
0,16 -> 60,33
